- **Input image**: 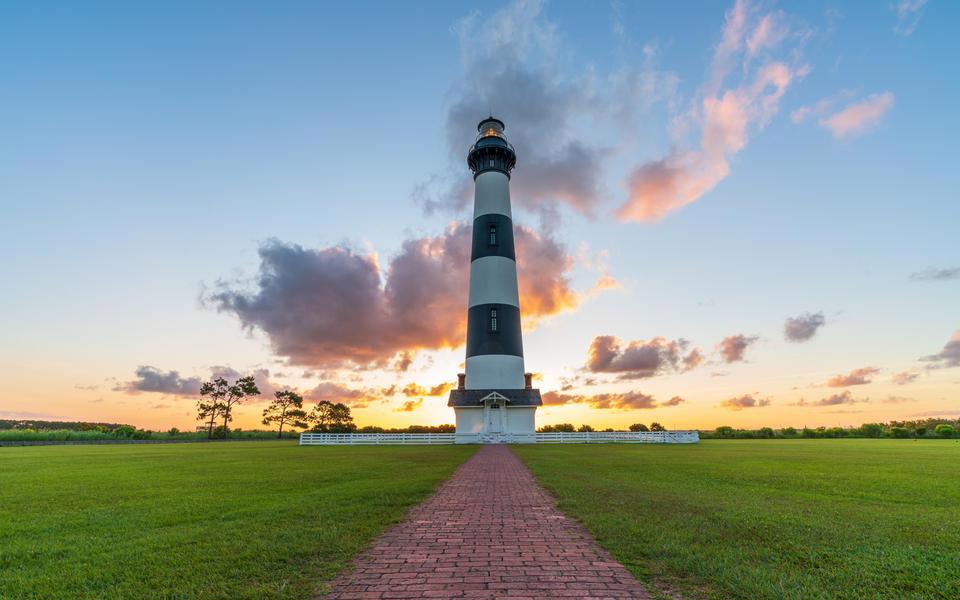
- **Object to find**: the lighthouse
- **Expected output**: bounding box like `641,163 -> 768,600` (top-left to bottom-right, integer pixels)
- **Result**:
448,117 -> 542,443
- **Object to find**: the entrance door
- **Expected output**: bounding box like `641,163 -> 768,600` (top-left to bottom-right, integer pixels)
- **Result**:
486,404 -> 501,433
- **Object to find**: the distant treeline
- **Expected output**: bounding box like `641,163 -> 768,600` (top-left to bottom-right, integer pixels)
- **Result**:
701,417 -> 960,439
0,419 -> 134,431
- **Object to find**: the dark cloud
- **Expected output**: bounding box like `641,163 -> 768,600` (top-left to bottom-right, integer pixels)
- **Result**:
206,223 -> 580,369
826,367 -> 879,388
114,366 -> 202,397
921,331 -> 960,369
304,382 -> 380,409
585,335 -> 702,379
418,2 -> 606,217
717,334 -> 759,363
784,312 -> 826,342
910,267 -> 960,282
721,394 -> 770,410
115,365 -> 282,400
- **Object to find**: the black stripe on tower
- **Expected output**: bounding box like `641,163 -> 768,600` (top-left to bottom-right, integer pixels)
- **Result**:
465,303 -> 523,357
470,214 -> 516,262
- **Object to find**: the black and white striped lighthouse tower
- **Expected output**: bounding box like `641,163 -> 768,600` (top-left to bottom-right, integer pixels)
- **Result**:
448,117 -> 542,443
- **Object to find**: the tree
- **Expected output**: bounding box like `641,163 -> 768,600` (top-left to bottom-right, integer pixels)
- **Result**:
650,422 -> 666,432
262,390 -> 308,438
308,401 -> 355,432
629,423 -> 649,432
577,424 -> 594,432
198,377 -> 229,439
859,423 -> 883,438
219,376 -> 260,435
781,427 -> 798,437
758,427 -> 775,438
935,423 -> 955,438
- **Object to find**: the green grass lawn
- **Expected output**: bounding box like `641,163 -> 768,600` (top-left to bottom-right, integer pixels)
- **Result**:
0,442 -> 475,600
514,440 -> 960,600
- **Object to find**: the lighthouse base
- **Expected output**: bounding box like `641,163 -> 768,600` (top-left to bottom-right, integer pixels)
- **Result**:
448,389 -> 542,444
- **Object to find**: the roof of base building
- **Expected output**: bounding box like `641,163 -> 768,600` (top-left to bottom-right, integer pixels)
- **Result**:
447,388 -> 543,407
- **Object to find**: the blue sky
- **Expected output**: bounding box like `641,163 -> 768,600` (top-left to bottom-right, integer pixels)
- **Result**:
1,0 -> 957,429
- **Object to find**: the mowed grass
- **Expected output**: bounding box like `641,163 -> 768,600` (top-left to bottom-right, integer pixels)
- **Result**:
514,440 -> 960,600
0,442 -> 475,600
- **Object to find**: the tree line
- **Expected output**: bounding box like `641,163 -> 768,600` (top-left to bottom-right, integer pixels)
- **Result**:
538,422 -> 667,433
702,418 -> 959,439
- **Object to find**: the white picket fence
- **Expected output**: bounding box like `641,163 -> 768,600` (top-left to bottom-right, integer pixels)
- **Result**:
535,430 -> 699,444
299,430 -> 699,445
299,433 -> 456,445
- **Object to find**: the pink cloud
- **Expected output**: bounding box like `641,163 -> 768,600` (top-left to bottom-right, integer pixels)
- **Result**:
819,92 -> 894,140
617,1 -> 804,222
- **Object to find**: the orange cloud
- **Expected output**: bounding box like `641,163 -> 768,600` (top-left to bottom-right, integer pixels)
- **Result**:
826,367 -> 880,388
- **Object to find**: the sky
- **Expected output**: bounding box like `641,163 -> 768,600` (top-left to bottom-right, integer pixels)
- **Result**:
1,0 -> 958,432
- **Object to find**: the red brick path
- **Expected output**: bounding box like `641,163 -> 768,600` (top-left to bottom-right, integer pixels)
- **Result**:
320,445 -> 650,599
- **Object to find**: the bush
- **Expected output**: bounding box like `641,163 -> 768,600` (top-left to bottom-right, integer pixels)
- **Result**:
781,427 -> 797,437
715,426 -> 735,438
801,427 -> 816,438
890,426 -> 910,438
112,425 -> 136,439
859,423 -> 883,438
167,427 -> 180,436
758,427 -> 775,438
935,424 -> 955,438
914,427 -> 926,437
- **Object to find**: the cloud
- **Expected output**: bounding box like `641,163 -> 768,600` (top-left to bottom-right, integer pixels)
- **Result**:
304,382 -> 380,409
207,223 -> 582,368
721,394 -> 770,410
401,382 -> 454,397
882,395 -> 916,404
826,367 -> 880,388
393,352 -> 414,373
419,0 -> 603,217
617,1 -> 806,222
793,391 -> 866,407
395,399 -> 423,412
891,371 -> 920,386
818,92 -> 894,140
784,312 -> 826,342
209,366 -> 279,399
114,366 -> 203,397
892,0 -> 927,36
717,334 -> 759,363
541,390 -> 660,410
910,267 -> 960,282
662,395 -> 686,407
921,331 -> 960,369
814,391 -> 863,406
585,335 -> 703,378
